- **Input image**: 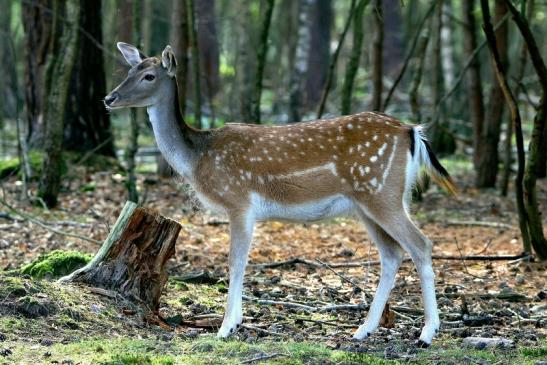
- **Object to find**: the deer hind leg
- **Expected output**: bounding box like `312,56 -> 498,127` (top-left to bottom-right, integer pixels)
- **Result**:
217,211 -> 255,338
353,211 -> 404,340
363,206 -> 440,346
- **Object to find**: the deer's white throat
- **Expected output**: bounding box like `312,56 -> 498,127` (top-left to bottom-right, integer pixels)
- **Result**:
146,88 -> 195,180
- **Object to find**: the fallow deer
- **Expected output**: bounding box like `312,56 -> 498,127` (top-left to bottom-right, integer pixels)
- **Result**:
105,43 -> 457,347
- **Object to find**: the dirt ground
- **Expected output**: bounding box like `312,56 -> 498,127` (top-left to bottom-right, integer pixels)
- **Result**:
0,164 -> 546,364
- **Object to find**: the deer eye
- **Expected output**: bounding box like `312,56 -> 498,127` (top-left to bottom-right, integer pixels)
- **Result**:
143,74 -> 155,81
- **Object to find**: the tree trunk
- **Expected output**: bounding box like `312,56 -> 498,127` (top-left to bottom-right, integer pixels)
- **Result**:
305,0 -> 332,109
196,0 -> 220,122
429,0 -> 455,156
501,0 -> 533,196
502,0 -> 547,258
187,0 -> 202,128
64,0 -> 115,157
475,0 -> 508,188
170,0 -> 189,118
341,0 -> 369,115
316,0 -> 356,119
38,0 -> 81,208
289,0 -> 313,122
370,0 -> 383,111
480,0 -> 530,255
440,0 -> 455,89
409,20 -> 431,122
117,0 -> 141,203
22,0 -> 53,148
59,202 -> 182,312
537,113 -> 547,178
0,3 -> 15,122
162,0 -> 189,177
463,0 -> 485,169
251,0 -> 275,124
382,0 -> 403,76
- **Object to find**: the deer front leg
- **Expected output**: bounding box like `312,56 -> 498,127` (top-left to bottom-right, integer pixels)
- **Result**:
217,212 -> 255,338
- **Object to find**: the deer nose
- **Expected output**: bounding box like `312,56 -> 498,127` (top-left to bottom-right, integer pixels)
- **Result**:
104,92 -> 120,106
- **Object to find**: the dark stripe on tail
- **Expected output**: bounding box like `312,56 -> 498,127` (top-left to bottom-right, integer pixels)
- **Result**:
422,138 -> 451,178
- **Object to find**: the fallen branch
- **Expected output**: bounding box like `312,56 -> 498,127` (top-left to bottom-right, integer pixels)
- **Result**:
0,197 -> 101,245
240,324 -> 289,338
445,220 -> 514,229
241,353 -> 288,364
296,317 -> 357,328
315,259 -> 368,295
441,291 -> 530,302
252,253 -> 526,271
431,253 -> 529,261
242,295 -> 317,312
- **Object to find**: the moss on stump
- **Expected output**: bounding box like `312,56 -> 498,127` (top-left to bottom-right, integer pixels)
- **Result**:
20,250 -> 91,279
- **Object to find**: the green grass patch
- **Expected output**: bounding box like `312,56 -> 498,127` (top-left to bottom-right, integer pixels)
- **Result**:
0,150 -> 45,179
20,249 -> 91,279
1,337 -> 398,365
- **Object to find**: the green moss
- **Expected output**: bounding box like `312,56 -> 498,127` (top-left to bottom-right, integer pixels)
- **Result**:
0,151 -> 65,179
20,250 -> 91,279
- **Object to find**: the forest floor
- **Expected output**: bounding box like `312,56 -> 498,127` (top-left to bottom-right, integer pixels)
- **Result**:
0,156 -> 546,364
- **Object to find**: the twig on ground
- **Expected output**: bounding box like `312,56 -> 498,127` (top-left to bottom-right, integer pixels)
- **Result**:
242,295 -> 317,312
0,197 -> 101,245
87,287 -> 119,299
317,303 -> 368,313
252,253 -> 525,271
474,239 -> 494,255
315,259 -> 368,296
431,253 -> 528,261
445,220 -> 514,229
440,292 -> 530,302
240,324 -> 289,338
241,352 -> 288,364
296,317 -> 357,328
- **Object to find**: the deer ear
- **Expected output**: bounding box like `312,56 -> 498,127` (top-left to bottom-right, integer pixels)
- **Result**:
117,42 -> 146,67
161,45 -> 177,77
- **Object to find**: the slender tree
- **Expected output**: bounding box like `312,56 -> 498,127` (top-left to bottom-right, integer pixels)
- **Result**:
480,0 -> 530,255
251,0 -> 275,124
409,21 -> 432,121
0,2 -> 15,124
22,0 -> 53,147
476,0 -> 508,188
305,0 -> 332,109
289,0 -> 313,122
170,0 -> 189,117
501,0 -> 533,196
463,0 -> 485,170
316,0 -> 357,118
117,0 -> 140,203
503,0 -> 547,258
370,0 -> 383,111
196,0 -> 220,125
187,0 -> 201,128
341,0 -> 369,115
382,0 -> 403,76
38,0 -> 81,207
64,0 -> 115,157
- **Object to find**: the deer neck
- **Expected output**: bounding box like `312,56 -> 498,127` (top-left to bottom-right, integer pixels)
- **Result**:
146,78 -> 200,180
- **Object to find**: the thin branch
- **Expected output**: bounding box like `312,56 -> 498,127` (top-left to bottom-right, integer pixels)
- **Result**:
315,258 -> 368,296
0,197 -> 101,245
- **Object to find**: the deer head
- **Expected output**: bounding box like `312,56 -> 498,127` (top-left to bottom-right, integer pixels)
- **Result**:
104,43 -> 177,110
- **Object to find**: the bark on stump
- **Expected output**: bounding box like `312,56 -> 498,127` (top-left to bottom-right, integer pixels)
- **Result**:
59,201 -> 181,312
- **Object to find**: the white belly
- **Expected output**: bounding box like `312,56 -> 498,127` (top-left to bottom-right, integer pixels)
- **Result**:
251,192 -> 355,222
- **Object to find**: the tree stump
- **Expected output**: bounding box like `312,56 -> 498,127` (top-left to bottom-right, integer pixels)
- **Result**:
59,201 -> 181,312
